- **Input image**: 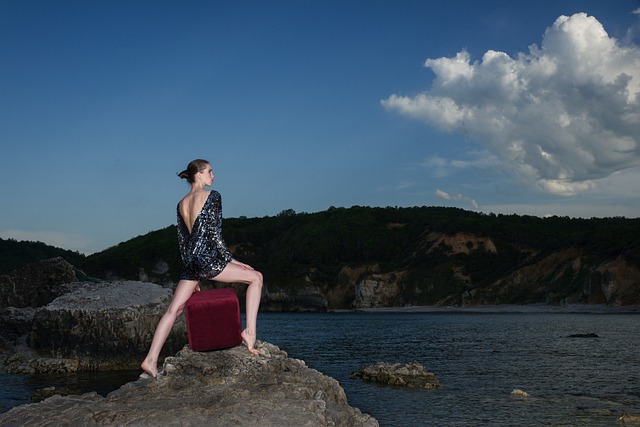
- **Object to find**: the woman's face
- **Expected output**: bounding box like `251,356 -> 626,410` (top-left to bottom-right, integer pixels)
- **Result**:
198,164 -> 214,186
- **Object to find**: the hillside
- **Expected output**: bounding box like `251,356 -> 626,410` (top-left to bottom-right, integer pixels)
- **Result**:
0,238 -> 85,275
75,206 -> 640,310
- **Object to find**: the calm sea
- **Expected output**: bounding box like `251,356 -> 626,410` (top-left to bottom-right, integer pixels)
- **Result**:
2,308 -> 640,426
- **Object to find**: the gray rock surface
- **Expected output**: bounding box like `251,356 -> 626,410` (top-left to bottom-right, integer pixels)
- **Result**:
0,306 -> 36,342
353,272 -> 404,308
351,361 -> 442,389
0,342 -> 378,427
0,257 -> 77,308
2,281 -> 186,373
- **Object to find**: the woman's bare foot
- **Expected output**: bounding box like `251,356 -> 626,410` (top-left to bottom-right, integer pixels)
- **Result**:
241,329 -> 260,355
140,358 -> 158,378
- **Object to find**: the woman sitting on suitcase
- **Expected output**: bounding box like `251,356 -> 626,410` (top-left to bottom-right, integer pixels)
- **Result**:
141,159 -> 263,378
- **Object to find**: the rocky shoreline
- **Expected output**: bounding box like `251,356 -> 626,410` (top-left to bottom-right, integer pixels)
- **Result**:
346,303 -> 640,314
0,341 -> 378,426
3,257 -> 639,425
0,258 -> 377,425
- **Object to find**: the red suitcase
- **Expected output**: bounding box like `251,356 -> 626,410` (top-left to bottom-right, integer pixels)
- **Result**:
184,288 -> 242,351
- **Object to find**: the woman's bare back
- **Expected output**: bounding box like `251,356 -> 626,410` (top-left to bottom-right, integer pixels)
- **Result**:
178,190 -> 211,234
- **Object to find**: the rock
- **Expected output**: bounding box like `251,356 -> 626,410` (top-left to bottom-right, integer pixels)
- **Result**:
0,342 -> 379,427
597,255 -> 640,305
0,257 -> 78,308
2,281 -> 186,373
353,272 -> 404,308
425,231 -> 497,255
31,385 -> 81,400
566,333 -> 599,338
262,284 -> 328,312
351,361 -> 442,389
0,306 -> 37,342
620,413 -> 640,423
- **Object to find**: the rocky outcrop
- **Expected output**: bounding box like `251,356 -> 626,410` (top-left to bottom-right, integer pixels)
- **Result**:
262,284 -> 329,312
619,413 -> 640,424
353,272 -> 404,308
596,255 -> 640,305
351,361 -> 442,389
2,281 -> 186,373
0,306 -> 36,342
0,257 -> 77,308
249,245 -> 640,310
425,231 -> 497,255
0,342 -> 378,427
464,248 -> 640,306
136,259 -> 175,287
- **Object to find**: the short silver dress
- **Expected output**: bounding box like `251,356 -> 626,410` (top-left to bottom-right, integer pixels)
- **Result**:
177,190 -> 233,280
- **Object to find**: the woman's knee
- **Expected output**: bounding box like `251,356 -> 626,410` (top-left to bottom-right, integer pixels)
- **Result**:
251,270 -> 263,285
165,302 -> 185,319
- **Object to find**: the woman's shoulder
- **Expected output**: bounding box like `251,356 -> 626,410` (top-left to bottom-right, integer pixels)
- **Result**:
179,190 -> 213,208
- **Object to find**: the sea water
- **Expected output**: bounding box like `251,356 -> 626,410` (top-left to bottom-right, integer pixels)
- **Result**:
2,309 -> 640,426
258,310 -> 640,426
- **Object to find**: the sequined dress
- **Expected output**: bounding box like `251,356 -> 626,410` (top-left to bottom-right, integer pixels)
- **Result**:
177,190 -> 233,280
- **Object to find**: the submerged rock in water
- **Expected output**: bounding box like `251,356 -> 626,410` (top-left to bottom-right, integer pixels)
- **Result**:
0,342 -> 378,427
566,333 -> 599,338
351,361 -> 442,388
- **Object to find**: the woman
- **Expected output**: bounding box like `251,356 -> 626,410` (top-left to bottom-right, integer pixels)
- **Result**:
141,159 -> 263,378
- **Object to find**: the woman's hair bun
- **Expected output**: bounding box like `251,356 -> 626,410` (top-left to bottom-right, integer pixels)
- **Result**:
177,159 -> 209,184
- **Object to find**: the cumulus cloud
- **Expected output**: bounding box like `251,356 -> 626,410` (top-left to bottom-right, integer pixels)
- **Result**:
382,13 -> 640,196
435,189 -> 480,210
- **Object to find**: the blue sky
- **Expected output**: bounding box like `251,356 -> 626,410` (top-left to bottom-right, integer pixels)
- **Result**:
1,1 -> 639,254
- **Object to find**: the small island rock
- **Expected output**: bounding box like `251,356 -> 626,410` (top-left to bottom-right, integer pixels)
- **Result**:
351,361 -> 442,388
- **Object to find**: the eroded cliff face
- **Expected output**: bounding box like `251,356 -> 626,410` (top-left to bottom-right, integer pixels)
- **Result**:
259,231 -> 640,310
353,272 -> 405,308
596,256 -> 640,305
462,247 -> 640,306
424,231 -> 498,255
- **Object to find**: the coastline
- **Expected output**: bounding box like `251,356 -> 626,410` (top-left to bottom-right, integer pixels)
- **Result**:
0,342 -> 378,426
336,303 -> 640,314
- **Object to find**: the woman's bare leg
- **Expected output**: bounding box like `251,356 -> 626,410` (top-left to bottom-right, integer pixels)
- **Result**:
213,262 -> 263,355
141,279 -> 200,377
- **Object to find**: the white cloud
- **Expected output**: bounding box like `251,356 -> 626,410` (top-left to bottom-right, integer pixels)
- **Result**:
382,13 -> 640,197
435,189 -> 480,210
395,180 -> 414,190
421,150 -> 499,177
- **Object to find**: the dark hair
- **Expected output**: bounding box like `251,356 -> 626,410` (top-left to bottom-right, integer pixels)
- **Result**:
178,159 -> 210,183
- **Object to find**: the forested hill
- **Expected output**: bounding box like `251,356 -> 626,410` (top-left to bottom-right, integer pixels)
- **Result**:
0,238 -> 85,275
75,206 -> 640,309
5,206 -> 640,309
